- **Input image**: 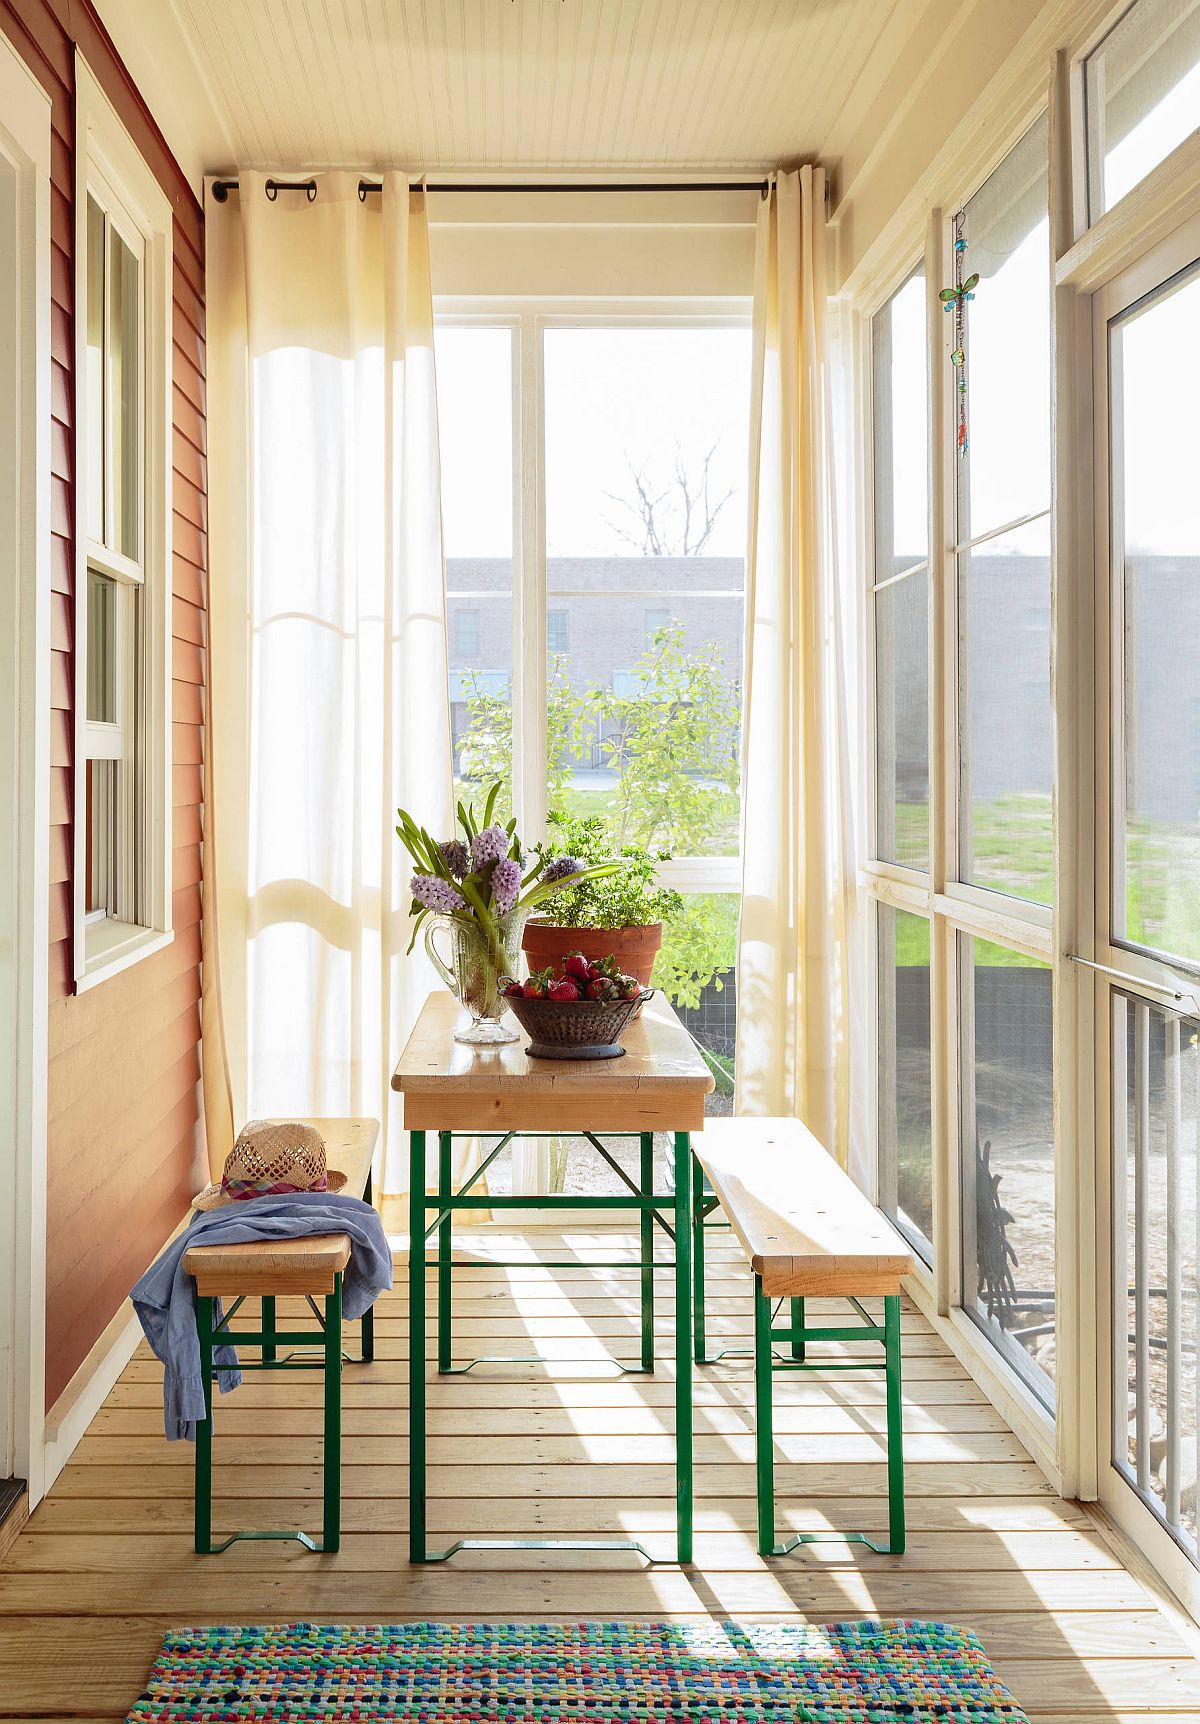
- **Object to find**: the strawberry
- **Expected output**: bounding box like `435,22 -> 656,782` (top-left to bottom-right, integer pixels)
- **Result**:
502,981 -> 524,998
562,952 -> 591,983
587,975 -> 619,1002
615,973 -> 641,1001
523,966 -> 557,999
549,978 -> 580,1001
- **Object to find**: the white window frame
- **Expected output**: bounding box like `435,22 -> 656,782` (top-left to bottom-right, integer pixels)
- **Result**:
436,299 -> 749,900
850,13 -> 1200,1608
73,56 -> 173,989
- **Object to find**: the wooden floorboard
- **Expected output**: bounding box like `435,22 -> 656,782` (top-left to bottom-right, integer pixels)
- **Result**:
2,1229 -> 1199,1719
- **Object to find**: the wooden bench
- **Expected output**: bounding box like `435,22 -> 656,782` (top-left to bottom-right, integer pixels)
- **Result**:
693,1116 -> 913,1557
183,1116 -> 380,1555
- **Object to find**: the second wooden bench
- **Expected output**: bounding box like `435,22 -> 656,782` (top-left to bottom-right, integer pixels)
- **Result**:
693,1116 -> 913,1557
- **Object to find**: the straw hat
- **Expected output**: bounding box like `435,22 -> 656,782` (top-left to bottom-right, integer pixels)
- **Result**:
192,1120 -> 346,1211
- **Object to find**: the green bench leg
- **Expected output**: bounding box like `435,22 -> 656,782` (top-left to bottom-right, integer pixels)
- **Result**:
361,1164 -> 375,1363
885,1293 -> 905,1555
261,1295 -> 277,1363
323,1272 -> 343,1553
195,1294 -> 214,1555
692,1152 -> 707,1364
438,1130 -> 453,1374
754,1276 -> 774,1556
790,1296 -> 805,1360
409,1128 -> 427,1562
640,1132 -> 655,1373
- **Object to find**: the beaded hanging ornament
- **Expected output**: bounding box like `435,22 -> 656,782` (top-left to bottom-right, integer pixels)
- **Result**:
940,211 -> 978,457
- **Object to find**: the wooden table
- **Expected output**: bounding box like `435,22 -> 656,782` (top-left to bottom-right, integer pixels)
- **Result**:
392,988 -> 713,1563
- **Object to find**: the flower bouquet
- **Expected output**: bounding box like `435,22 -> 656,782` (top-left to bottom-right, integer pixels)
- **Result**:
397,782 -> 626,1045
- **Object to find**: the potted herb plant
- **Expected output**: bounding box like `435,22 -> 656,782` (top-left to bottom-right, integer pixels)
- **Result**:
522,813 -> 683,990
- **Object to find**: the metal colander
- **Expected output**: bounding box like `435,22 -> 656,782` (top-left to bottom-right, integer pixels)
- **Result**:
502,987 -> 654,1060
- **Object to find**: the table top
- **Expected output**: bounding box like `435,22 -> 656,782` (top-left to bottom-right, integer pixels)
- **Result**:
392,989 -> 714,1132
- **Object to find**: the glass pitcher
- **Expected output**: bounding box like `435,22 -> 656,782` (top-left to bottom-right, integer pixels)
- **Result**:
424,909 -> 527,1045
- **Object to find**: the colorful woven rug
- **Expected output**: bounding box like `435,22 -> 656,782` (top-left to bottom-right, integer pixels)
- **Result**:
127,1619 -> 1028,1723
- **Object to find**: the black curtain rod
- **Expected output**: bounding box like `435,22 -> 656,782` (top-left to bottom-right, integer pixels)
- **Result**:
210,175 -> 771,203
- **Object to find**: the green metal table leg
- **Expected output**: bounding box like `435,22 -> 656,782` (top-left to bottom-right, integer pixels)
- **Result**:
639,1132 -> 655,1372
323,1272 -> 343,1552
361,1164 -> 375,1363
885,1293 -> 906,1555
674,1132 -> 694,1564
692,1151 -> 707,1364
754,1276 -> 775,1556
438,1130 -> 453,1374
194,1295 -> 214,1555
790,1296 -> 805,1360
409,1129 -> 427,1563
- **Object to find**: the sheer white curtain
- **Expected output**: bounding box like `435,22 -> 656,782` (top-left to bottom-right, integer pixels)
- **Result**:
205,172 -> 453,1194
735,167 -> 867,1187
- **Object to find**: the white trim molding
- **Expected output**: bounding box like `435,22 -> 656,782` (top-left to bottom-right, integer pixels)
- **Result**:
0,28 -> 52,1506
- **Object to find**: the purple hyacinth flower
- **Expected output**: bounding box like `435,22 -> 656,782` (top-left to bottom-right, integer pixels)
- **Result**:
541,854 -> 584,884
491,856 -> 521,915
471,823 -> 509,870
440,838 -> 470,879
410,872 -> 466,914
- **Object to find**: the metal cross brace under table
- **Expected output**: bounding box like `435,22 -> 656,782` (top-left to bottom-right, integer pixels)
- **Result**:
408,1126 -> 697,1564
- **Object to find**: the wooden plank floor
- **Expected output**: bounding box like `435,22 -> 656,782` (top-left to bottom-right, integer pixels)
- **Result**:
3,1228 -> 1200,1720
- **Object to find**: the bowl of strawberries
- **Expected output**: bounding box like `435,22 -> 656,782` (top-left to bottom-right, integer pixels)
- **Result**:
501,952 -> 652,1060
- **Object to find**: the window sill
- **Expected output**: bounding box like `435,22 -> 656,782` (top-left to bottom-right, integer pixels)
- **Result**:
76,920 -> 173,993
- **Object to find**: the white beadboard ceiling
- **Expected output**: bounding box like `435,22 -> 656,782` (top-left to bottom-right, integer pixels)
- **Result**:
95,0 -> 952,191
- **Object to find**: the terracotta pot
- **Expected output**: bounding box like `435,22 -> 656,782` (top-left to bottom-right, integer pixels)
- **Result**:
521,919 -> 663,990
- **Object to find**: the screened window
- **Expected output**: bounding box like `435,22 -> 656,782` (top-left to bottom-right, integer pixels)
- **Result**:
871,265 -> 929,871
877,904 -> 933,1261
959,935 -> 1055,1408
1109,260 -> 1200,966
76,65 -> 173,989
955,115 -> 1053,905
1086,0 -> 1200,223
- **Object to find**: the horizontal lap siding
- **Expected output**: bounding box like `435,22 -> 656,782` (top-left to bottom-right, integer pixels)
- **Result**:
0,0 -> 209,1409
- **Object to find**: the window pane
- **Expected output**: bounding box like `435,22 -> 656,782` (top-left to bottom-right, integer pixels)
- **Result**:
543,325 -> 750,856
436,326 -> 514,819
1087,0 -> 1200,221
659,891 -> 739,1115
872,265 -> 928,576
1113,991 -> 1200,1556
956,115 -> 1050,543
87,569 -> 116,724
958,514 -> 1052,904
87,758 -> 118,916
875,571 -> 928,870
1111,262 -> 1200,965
86,196 -> 105,545
109,225 -> 140,562
960,935 -> 1055,1409
877,904 -> 932,1260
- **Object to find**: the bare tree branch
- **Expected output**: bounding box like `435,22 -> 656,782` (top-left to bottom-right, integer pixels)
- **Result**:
601,441 -> 735,556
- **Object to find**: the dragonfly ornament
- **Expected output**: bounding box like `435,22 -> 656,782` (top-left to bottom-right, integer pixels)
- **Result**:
944,216 -> 976,456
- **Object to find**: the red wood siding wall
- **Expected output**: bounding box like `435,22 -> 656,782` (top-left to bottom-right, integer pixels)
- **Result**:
0,0 -> 208,1408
